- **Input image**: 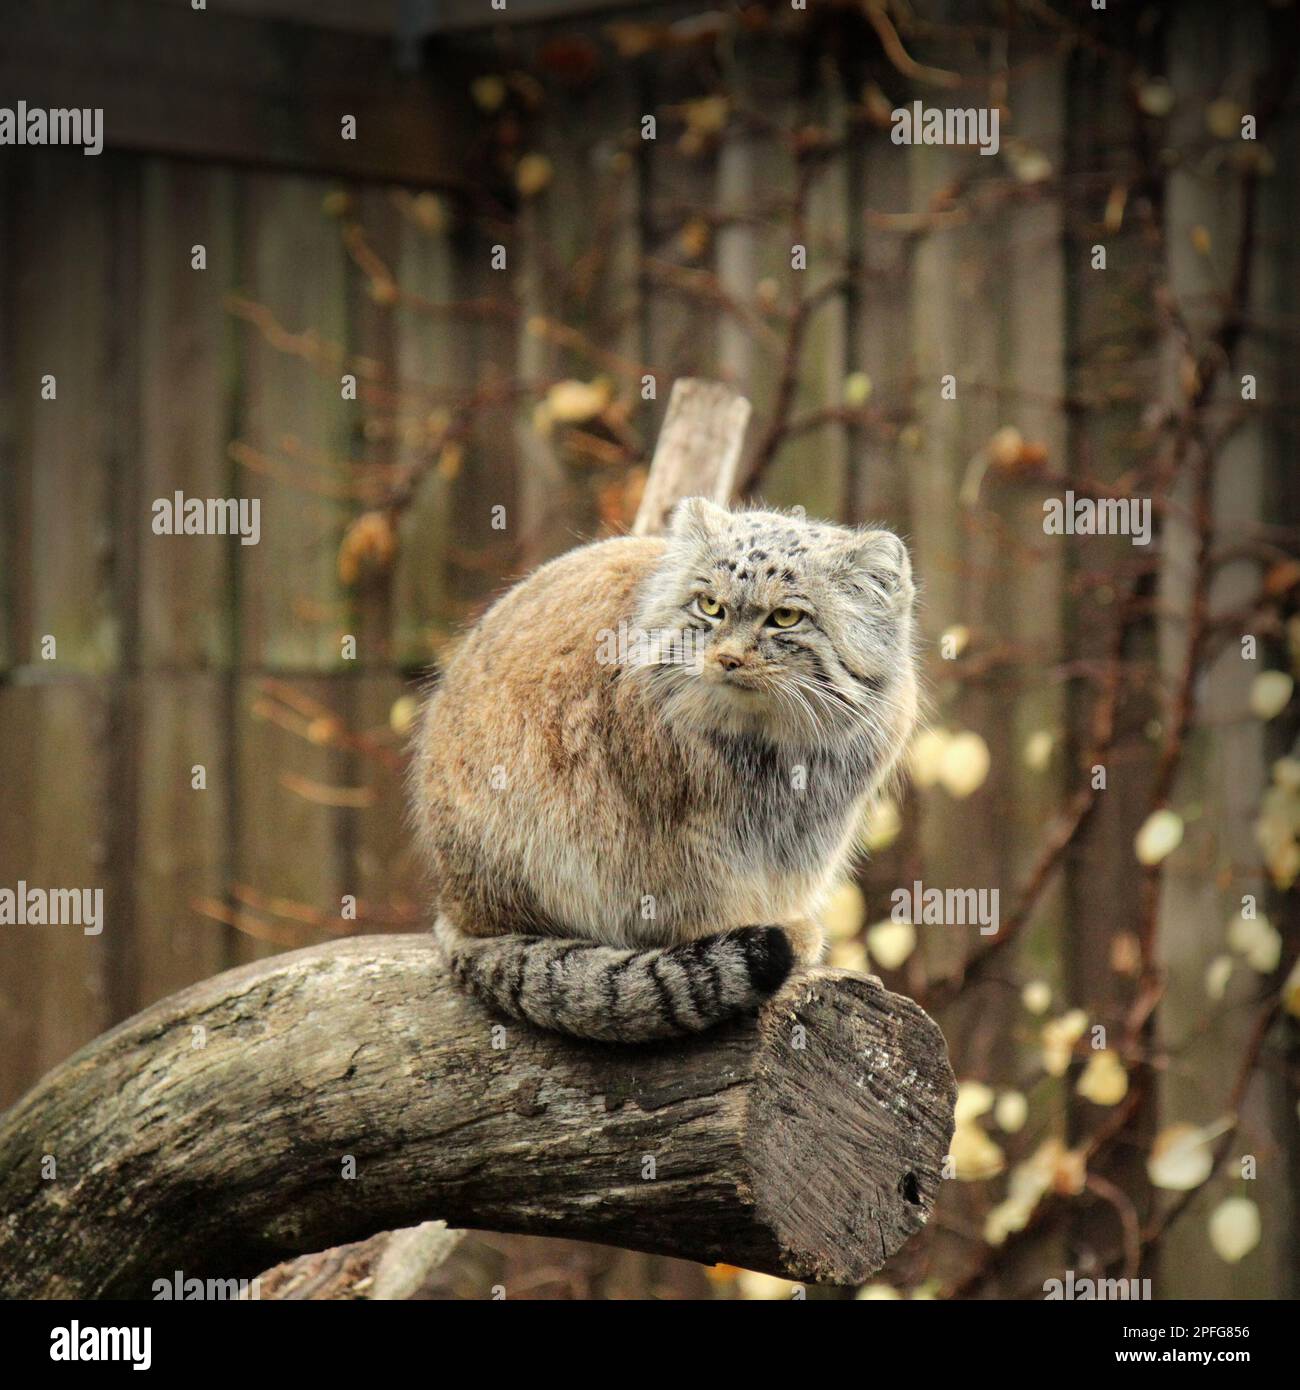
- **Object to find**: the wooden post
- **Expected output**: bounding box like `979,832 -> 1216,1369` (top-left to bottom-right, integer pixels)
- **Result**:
632,378 -> 751,534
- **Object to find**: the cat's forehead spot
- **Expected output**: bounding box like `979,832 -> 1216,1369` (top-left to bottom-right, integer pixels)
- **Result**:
719,516 -> 817,554
690,511 -> 859,602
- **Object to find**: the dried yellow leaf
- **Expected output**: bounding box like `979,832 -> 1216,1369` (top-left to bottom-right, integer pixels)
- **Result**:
948,1120 -> 1005,1182
1208,1197 -> 1260,1264
1076,1050 -> 1128,1106
910,728 -> 950,788
545,377 -> 612,424
1226,911 -> 1282,974
995,1090 -> 1028,1133
1022,979 -> 1052,1015
1041,1008 -> 1088,1077
939,731 -> 990,799
1249,670 -> 1294,720
389,695 -> 418,736
1024,729 -> 1054,772
1205,954 -> 1234,1001
1137,79 -> 1175,116
471,76 -> 507,111
858,797 -> 901,853
1147,1122 -> 1215,1192
515,153 -> 553,198
1205,98 -> 1242,139
843,371 -> 873,406
867,917 -> 915,970
1135,808 -> 1184,865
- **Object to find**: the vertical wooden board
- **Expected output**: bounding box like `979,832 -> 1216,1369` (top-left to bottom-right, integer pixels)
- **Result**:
999,51 -> 1069,995
0,685 -> 112,1106
765,78 -> 850,520
589,73 -> 649,387
1046,28 -> 1168,1290
231,673 -> 346,965
236,172 -> 352,672
0,158 -> 16,673
902,118 -> 1008,1272
506,50 -> 648,553
973,42 -> 1073,1295
455,203 -> 519,608
920,170 -> 1008,997
851,125 -> 921,1005
808,95 -> 851,524
715,65 -> 760,400
1,152 -> 139,1103
231,174 -> 352,963
641,58 -> 722,426
342,184 -> 400,673
339,188 -> 423,925
9,154 -> 118,674
128,159 -> 240,1004
853,129 -> 912,529
1059,45 -> 1157,1031
904,134 -> 975,986
712,57 -> 827,513
512,106 -> 586,560
131,673 -> 231,1005
137,161 -> 239,670
391,196 -> 458,669
344,672 -> 426,926
598,71 -> 652,526
102,153 -> 145,1035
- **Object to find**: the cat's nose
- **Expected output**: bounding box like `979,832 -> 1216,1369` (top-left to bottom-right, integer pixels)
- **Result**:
716,652 -> 744,671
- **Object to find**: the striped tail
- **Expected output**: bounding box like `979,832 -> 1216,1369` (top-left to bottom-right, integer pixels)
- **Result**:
435,918 -> 794,1043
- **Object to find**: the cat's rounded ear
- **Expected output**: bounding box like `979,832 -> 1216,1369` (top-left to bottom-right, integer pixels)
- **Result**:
668,496 -> 730,542
834,528 -> 914,605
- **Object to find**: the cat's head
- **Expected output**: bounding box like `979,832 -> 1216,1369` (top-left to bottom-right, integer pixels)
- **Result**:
630,498 -> 918,748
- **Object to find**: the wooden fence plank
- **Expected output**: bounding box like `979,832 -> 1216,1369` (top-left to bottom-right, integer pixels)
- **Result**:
0,154 -> 119,1105
0,685 -> 113,1108
231,174 -> 354,964
390,192 -> 460,669
7,155 -> 118,675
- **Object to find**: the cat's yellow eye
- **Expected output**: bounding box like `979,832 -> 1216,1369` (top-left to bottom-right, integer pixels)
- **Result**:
697,595 -> 722,617
770,607 -> 802,628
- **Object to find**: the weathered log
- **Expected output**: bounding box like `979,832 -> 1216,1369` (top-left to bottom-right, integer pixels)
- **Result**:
0,935 -> 954,1297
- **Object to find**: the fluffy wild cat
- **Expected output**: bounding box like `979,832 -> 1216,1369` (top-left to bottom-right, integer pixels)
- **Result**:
410,498 -> 919,1042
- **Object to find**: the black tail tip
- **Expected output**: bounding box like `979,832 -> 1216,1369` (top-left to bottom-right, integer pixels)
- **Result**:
744,925 -> 795,995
